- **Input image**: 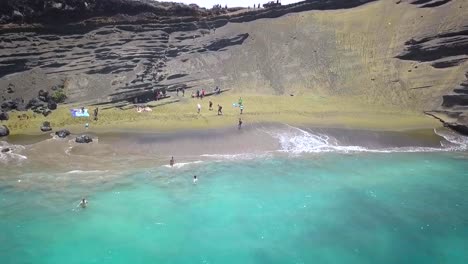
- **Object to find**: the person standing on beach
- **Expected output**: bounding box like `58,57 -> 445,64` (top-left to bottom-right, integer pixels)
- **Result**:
238,118 -> 243,129
209,100 -> 213,111
197,103 -> 201,114
182,87 -> 185,97
170,156 -> 175,167
240,104 -> 244,115
238,97 -> 243,106
217,104 -> 223,115
93,107 -> 99,121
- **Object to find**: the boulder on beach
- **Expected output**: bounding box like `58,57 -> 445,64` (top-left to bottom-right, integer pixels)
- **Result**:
75,135 -> 93,143
1,147 -> 11,153
40,121 -> 52,132
0,111 -> 9,121
0,125 -> 10,137
48,101 -> 57,110
55,129 -> 70,138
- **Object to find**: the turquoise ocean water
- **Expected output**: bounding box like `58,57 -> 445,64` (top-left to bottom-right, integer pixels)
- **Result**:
1,152 -> 467,264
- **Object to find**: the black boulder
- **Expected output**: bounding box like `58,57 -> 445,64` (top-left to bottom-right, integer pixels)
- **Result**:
75,135 -> 93,144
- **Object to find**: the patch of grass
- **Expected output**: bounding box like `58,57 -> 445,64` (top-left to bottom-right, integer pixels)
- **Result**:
51,89 -> 67,103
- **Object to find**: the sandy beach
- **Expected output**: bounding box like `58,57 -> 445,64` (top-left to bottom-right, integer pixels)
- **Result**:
2,93 -> 440,137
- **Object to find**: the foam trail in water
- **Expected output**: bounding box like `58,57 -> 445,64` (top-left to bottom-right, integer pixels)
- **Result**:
200,153 -> 273,161
163,160 -> 203,168
66,170 -> 109,174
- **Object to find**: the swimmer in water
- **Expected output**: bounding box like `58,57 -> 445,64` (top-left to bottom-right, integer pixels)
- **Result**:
78,198 -> 88,208
170,156 -> 175,167
193,175 -> 198,184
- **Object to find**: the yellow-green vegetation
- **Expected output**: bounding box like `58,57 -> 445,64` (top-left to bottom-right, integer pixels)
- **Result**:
4,93 -> 438,135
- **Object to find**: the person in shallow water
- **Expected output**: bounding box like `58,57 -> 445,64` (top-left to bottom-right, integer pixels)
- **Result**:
78,198 -> 88,208
238,118 -> 243,129
170,156 -> 175,167
193,175 -> 198,184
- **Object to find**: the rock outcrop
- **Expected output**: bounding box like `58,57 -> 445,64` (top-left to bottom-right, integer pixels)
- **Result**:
40,121 -> 52,132
0,111 -> 8,121
425,71 -> 468,135
55,129 -> 70,138
0,125 -> 10,137
75,135 -> 93,143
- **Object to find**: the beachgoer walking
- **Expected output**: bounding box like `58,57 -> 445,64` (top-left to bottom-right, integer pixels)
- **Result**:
197,103 -> 201,114
170,156 -> 175,167
182,87 -> 185,97
176,88 -> 179,96
201,89 -> 205,99
93,107 -> 99,121
78,198 -> 88,208
238,118 -> 243,129
209,100 -> 213,111
240,104 -> 244,115
196,90 -> 200,98
193,175 -> 198,184
238,97 -> 243,106
217,104 -> 223,115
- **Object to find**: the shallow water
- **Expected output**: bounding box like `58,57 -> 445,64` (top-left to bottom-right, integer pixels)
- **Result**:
1,152 -> 468,264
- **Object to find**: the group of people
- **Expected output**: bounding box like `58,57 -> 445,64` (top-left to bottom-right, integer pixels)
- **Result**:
176,87 -> 185,96
155,89 -> 167,101
196,96 -> 244,129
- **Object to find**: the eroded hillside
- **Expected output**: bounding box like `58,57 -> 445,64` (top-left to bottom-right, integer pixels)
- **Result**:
0,0 -> 467,132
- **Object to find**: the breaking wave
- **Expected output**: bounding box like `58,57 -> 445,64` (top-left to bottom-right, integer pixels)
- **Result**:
0,141 -> 27,164
268,126 -> 468,154
162,160 -> 204,168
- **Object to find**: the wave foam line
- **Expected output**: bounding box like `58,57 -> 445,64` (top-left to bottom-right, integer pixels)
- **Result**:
268,126 -> 468,154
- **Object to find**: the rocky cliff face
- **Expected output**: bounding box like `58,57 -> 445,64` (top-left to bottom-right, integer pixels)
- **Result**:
0,0 -> 467,132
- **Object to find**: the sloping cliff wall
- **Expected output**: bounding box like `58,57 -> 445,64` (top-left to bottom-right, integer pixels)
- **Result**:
0,0 -> 467,130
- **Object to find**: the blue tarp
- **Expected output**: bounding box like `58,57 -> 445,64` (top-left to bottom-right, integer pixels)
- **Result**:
71,109 -> 90,118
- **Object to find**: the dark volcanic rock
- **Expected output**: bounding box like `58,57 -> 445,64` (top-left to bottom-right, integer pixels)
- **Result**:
407,0 -> 453,8
55,129 -> 70,138
426,71 -> 468,136
1,99 -> 19,111
27,98 -> 46,109
396,29 -> 468,68
1,147 -> 11,153
0,125 -> 9,137
40,121 -> 52,132
47,101 -> 57,110
75,135 -> 93,143
0,111 -> 9,121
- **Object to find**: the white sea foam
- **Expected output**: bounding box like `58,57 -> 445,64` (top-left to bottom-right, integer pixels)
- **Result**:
0,141 -> 27,164
200,152 -> 273,160
267,126 -> 468,154
65,170 -> 109,174
163,160 -> 203,168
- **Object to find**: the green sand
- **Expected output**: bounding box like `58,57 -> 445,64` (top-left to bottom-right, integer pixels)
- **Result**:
1,153 -> 467,264
4,94 -> 438,135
